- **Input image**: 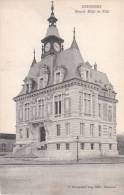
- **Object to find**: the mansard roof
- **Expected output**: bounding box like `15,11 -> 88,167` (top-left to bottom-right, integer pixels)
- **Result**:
17,43 -> 111,97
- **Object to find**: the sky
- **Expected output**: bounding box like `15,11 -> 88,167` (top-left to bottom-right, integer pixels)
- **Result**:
0,0 -> 124,134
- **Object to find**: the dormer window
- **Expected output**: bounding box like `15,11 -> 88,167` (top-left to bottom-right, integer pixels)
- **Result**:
54,66 -> 66,84
86,70 -> 89,81
56,72 -> 60,83
26,84 -> 29,93
25,78 -> 35,94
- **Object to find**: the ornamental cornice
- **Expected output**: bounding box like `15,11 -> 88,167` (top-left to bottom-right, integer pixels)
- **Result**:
98,95 -> 118,103
14,78 -> 106,102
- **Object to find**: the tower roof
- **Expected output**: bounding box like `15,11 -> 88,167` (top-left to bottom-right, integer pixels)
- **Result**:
70,28 -> 79,49
47,1 -> 58,26
41,1 -> 64,43
31,49 -> 36,66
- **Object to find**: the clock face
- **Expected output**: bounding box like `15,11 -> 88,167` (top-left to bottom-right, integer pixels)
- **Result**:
54,42 -> 60,52
45,42 -> 50,52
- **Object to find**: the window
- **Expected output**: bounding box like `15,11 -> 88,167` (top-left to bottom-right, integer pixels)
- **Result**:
38,100 -> 44,118
91,143 -> 94,150
98,125 -> 102,136
31,105 -> 36,119
47,102 -> 52,115
56,72 -> 61,83
65,122 -> 70,136
57,124 -> 61,136
99,144 -> 101,151
80,123 -> 85,136
90,124 -> 94,137
80,143 -> 84,150
92,95 -> 95,117
26,128 -> 29,138
86,70 -> 89,81
54,95 -> 61,116
64,98 -> 71,113
84,93 -> 91,115
109,127 -> 112,137
2,143 -> 6,152
66,143 -> 70,150
24,103 -> 30,121
19,129 -> 23,139
98,103 -> 101,118
109,144 -> 112,150
56,144 -> 60,150
113,104 -> 116,122
26,84 -> 29,93
103,103 -> 107,121
18,106 -> 23,121
39,78 -> 44,89
108,106 -> 112,122
103,125 -> 108,137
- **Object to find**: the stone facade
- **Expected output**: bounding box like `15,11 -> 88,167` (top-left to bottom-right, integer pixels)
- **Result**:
13,2 -> 118,160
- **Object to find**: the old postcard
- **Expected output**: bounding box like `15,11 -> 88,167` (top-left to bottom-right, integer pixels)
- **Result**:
0,0 -> 124,195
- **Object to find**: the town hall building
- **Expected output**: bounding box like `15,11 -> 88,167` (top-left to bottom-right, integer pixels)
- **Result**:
13,2 -> 118,160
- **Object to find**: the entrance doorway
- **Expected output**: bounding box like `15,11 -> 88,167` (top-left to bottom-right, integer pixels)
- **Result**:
39,126 -> 46,142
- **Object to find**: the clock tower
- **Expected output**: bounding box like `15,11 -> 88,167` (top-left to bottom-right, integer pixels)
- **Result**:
41,1 -> 64,58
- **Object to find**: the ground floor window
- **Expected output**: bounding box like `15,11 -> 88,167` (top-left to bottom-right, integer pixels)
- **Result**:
66,143 -> 70,150
109,144 -> 112,150
56,143 -> 60,150
91,143 -> 94,150
2,143 -> 6,152
80,143 -> 84,150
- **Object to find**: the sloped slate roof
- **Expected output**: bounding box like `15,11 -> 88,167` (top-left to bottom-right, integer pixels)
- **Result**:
91,69 -> 109,87
18,42 -> 110,96
55,47 -> 84,80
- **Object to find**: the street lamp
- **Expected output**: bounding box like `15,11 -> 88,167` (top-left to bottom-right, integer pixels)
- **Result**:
76,136 -> 79,162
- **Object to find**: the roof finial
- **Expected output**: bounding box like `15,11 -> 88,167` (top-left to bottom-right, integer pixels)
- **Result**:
73,27 -> 76,40
33,48 -> 35,58
31,48 -> 36,66
51,1 -> 54,15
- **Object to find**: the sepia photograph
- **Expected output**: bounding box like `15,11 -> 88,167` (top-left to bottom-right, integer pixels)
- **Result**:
0,0 -> 124,194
